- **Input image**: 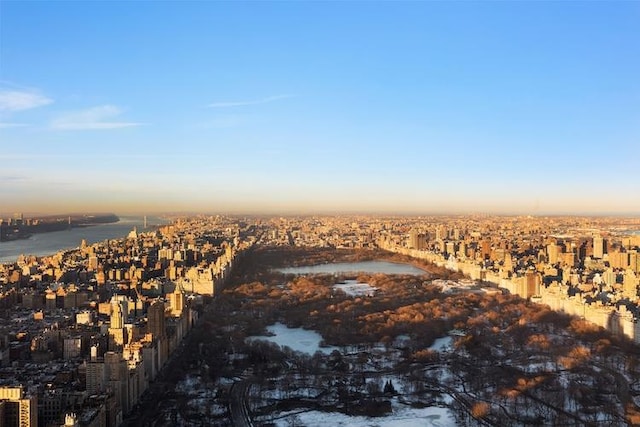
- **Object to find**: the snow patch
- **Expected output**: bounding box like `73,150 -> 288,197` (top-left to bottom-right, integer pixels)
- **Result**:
247,322 -> 338,355
429,337 -> 453,352
273,404 -> 456,427
334,280 -> 377,297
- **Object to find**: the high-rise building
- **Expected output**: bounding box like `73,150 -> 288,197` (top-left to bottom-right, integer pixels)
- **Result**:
63,337 -> 82,360
108,301 -> 127,350
445,241 -> 455,256
629,251 -> 639,274
623,269 -> 638,300
603,268 -> 617,287
104,352 -> 129,416
88,256 -> 99,271
593,235 -> 604,259
111,301 -> 124,329
169,286 -> 184,317
546,243 -> 559,264
457,242 -> 466,258
86,359 -> 106,394
147,300 -> 166,340
408,229 -> 427,250
409,229 -> 419,249
0,386 -> 38,427
480,239 -> 492,259
610,251 -> 630,269
503,253 -> 514,274
526,269 -> 541,297
435,226 -> 444,241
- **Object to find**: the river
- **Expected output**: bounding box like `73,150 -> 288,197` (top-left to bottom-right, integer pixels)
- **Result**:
0,216 -> 168,263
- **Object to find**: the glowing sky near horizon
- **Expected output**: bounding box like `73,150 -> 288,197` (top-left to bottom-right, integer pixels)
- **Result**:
0,2 -> 638,215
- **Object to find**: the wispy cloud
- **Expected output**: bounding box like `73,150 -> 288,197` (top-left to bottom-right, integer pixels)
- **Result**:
50,105 -> 144,130
0,175 -> 27,182
207,94 -> 294,108
0,89 -> 53,112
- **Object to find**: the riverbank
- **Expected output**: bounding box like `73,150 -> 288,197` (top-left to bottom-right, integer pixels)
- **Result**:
0,213 -> 119,242
0,215 -> 164,263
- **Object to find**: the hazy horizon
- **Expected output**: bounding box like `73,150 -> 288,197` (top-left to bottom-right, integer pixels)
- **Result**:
2,207 -> 640,219
1,2 -> 638,215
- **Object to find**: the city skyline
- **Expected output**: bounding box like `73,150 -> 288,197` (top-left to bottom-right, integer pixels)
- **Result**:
1,1 -> 639,215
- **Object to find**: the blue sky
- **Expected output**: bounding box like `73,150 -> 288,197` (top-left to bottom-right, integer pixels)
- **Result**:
0,1 -> 638,215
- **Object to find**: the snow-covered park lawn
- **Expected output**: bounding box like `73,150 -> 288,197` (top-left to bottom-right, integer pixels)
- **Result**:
272,399 -> 456,427
246,322 -> 338,355
334,279 -> 377,297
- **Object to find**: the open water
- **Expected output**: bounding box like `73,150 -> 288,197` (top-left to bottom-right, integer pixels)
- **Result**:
0,216 -> 167,263
276,260 -> 428,275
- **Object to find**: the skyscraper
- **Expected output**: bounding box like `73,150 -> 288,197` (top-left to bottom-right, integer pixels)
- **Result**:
110,301 -> 124,329
108,300 -> 127,350
593,235 -> 604,259
147,300 -> 166,340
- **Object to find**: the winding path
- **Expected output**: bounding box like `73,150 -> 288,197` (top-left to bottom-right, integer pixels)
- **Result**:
230,379 -> 254,427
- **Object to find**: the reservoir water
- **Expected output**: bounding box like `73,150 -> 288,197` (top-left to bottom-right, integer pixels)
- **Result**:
276,260 -> 427,275
0,216 -> 167,263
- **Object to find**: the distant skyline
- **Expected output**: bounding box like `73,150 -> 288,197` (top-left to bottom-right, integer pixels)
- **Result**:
0,1 -> 638,215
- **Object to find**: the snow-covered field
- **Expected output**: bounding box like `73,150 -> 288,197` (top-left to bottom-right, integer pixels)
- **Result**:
432,279 -> 478,293
272,400 -> 456,427
246,325 -> 461,426
246,322 -> 338,355
334,279 -> 377,297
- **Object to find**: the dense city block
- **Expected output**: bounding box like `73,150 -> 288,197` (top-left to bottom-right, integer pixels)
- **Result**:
0,214 -> 639,426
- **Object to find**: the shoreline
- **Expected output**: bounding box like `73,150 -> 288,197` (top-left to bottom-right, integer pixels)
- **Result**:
0,214 -> 120,243
377,257 -> 433,275
0,216 -> 167,264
